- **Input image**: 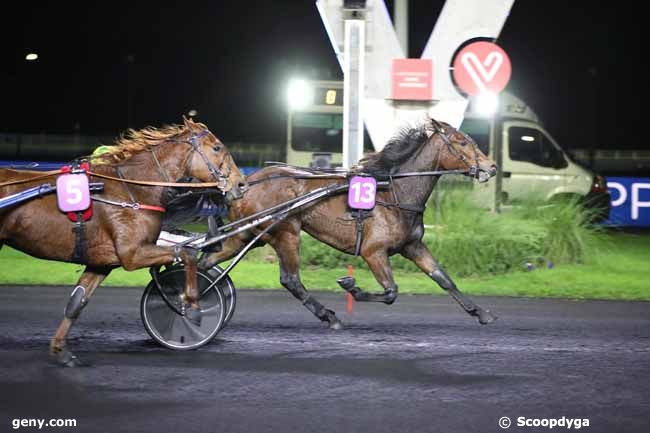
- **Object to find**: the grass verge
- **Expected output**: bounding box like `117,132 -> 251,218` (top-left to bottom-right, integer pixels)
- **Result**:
1,231 -> 648,300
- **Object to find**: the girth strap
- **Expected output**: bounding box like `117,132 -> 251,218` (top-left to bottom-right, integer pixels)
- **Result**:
70,212 -> 88,264
352,210 -> 372,256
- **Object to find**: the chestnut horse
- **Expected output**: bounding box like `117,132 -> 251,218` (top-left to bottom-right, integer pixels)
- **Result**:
0,117 -> 246,366
201,119 -> 498,329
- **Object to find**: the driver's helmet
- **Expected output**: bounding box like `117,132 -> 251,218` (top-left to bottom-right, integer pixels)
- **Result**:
91,145 -> 113,158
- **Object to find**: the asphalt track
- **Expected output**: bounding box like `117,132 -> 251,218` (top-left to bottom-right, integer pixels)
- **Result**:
0,285 -> 649,433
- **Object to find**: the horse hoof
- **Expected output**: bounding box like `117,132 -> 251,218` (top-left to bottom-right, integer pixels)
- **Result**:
383,289 -> 397,305
51,348 -> 87,368
337,276 -> 356,291
477,309 -> 498,325
185,305 -> 203,327
329,319 -> 344,330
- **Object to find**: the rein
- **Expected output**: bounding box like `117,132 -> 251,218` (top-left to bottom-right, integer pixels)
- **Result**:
247,168 -> 471,187
86,171 -> 229,188
0,129 -> 233,216
0,130 -> 230,189
0,170 -> 230,189
0,170 -> 61,188
247,121 -> 484,214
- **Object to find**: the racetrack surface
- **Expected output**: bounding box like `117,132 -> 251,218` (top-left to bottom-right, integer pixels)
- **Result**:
0,285 -> 649,433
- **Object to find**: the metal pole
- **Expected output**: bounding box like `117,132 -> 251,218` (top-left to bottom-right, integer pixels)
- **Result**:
491,115 -> 503,213
342,18 -> 365,169
394,0 -> 409,55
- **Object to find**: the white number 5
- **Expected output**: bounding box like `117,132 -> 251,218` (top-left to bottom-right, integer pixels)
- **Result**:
66,178 -> 83,205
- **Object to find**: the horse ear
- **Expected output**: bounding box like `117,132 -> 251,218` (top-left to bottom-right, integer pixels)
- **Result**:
182,115 -> 196,130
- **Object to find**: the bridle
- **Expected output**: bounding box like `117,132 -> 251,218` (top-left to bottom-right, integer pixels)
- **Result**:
372,120 -> 489,213
167,129 -> 232,192
426,119 -> 482,180
93,129 -> 234,213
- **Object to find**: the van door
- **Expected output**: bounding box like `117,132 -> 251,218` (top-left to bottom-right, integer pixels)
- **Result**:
501,121 -> 569,203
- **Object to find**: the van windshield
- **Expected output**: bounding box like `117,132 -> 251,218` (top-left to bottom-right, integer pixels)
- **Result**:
289,112 -> 374,153
291,113 -> 343,153
460,118 -> 490,155
508,127 -> 567,169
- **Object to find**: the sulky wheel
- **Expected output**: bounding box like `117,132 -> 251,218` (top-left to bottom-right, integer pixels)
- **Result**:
141,265 -> 226,350
206,265 -> 237,328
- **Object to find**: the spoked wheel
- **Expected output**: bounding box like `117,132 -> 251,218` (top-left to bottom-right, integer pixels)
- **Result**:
206,266 -> 237,327
141,265 -> 228,350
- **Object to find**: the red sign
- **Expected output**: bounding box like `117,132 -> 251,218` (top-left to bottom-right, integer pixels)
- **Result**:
392,59 -> 433,100
452,41 -> 511,95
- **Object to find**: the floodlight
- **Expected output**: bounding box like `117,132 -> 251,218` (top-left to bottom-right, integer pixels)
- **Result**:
287,78 -> 313,110
473,91 -> 499,117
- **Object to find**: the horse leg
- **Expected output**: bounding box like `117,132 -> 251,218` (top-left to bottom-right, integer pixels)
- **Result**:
402,240 -> 497,324
337,251 -> 398,304
49,266 -> 113,367
117,244 -> 201,325
271,232 -> 343,330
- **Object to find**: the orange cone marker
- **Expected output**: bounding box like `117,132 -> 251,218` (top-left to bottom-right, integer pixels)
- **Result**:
347,265 -> 354,315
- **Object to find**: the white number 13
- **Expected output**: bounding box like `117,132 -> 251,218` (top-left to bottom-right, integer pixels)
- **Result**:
351,181 -> 376,203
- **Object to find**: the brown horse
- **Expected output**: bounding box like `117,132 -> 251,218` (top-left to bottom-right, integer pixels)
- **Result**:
201,119 -> 498,329
0,117 -> 246,366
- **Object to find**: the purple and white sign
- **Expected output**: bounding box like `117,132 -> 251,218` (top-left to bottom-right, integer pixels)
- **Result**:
348,176 -> 377,210
56,173 -> 91,213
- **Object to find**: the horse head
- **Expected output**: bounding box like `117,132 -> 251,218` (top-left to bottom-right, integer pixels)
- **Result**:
429,119 -> 497,183
181,117 -> 248,200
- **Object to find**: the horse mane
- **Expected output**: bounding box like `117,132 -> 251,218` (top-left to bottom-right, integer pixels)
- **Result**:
94,122 -> 207,165
357,123 -> 431,175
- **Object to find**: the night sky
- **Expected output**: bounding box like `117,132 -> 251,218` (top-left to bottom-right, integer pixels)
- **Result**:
1,1 -> 642,150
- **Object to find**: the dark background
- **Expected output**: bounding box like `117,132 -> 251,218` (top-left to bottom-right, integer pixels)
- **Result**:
0,1 -> 643,150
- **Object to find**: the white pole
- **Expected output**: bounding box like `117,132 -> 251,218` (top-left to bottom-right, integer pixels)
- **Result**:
394,0 -> 409,56
342,19 -> 365,169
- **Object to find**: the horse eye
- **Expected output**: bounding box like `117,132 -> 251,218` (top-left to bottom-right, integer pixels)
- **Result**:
213,145 -> 222,152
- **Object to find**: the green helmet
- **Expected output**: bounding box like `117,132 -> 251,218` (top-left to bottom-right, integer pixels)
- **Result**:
92,145 -> 113,157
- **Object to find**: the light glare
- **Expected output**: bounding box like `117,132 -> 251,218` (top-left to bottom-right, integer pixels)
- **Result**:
521,135 -> 535,142
25,53 -> 38,61
287,78 -> 313,110
473,92 -> 499,117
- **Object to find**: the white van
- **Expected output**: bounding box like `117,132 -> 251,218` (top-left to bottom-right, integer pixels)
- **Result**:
460,92 -> 610,215
285,81 -> 610,216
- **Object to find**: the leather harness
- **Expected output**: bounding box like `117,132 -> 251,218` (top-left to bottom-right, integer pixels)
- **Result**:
0,129 -> 233,264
